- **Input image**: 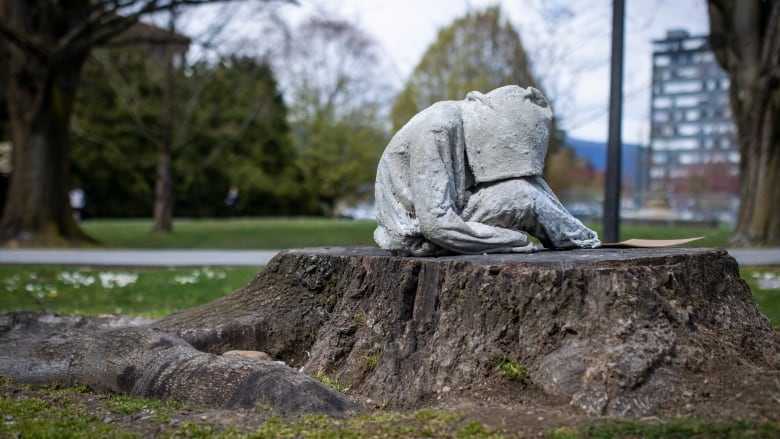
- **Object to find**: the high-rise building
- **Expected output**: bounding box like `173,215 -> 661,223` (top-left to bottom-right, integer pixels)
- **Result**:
647,29 -> 738,219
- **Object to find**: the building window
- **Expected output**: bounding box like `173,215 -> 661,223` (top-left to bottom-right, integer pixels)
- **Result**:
692,52 -> 715,63
678,153 -> 700,165
664,80 -> 702,94
654,55 -> 671,66
653,97 -> 673,108
675,95 -> 699,107
670,168 -> 688,178
652,111 -> 669,122
668,139 -> 698,150
652,140 -> 670,150
675,66 -> 700,78
678,124 -> 699,136
650,167 -> 666,178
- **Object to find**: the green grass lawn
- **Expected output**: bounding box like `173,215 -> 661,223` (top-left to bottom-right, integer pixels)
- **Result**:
79,217 -> 734,249
82,218 -> 378,249
742,267 -> 780,328
0,265 -> 259,318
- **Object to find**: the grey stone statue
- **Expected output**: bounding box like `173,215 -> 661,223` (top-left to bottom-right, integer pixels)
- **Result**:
374,85 -> 600,256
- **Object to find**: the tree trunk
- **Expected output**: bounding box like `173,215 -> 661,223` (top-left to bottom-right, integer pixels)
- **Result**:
152,144 -> 174,233
0,1 -> 95,247
157,247 -> 779,416
0,49 -> 92,246
708,0 -> 780,246
152,17 -> 177,235
2,247 -> 778,417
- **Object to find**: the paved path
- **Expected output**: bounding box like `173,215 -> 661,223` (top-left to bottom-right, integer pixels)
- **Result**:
0,248 -> 779,267
724,249 -> 780,266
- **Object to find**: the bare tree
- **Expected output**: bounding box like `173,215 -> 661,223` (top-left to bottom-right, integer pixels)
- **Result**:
708,0 -> 780,246
272,13 -> 394,215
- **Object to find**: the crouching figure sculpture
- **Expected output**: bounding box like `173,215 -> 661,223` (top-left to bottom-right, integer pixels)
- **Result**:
374,85 -> 600,256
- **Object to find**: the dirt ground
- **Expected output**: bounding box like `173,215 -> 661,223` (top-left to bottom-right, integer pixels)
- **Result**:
4,360 -> 779,438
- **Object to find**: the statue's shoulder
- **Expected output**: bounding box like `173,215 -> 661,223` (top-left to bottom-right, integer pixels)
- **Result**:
407,101 -> 463,130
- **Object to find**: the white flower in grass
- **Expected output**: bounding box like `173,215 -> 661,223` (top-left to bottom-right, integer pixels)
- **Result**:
173,274 -> 199,285
4,275 -> 20,292
57,271 -> 96,287
99,272 -> 138,288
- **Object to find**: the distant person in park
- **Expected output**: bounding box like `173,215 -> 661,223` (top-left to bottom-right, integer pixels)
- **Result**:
374,85 -> 600,256
225,185 -> 240,217
69,187 -> 86,222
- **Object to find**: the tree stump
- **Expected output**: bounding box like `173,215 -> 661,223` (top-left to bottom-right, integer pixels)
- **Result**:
2,247 -> 778,417
154,246 -> 780,416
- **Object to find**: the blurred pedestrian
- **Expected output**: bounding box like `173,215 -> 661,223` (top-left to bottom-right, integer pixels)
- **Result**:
225,185 -> 240,217
69,187 -> 85,222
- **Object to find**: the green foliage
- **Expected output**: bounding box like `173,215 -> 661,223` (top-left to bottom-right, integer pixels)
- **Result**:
363,350 -> 381,368
353,309 -> 367,326
70,49 -> 307,219
295,115 -> 385,215
282,17 -> 391,216
494,354 -> 529,379
70,49 -> 160,218
390,6 -> 537,131
175,57 -> 308,217
312,374 -> 351,392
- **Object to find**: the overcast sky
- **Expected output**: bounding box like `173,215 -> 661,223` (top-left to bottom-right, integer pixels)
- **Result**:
281,0 -> 710,145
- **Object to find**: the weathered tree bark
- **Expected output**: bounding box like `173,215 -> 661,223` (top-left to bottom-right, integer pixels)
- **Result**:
708,0 -> 780,246
2,247 -> 778,417
0,312 -> 358,416
0,1 -> 93,246
157,247 -> 780,416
